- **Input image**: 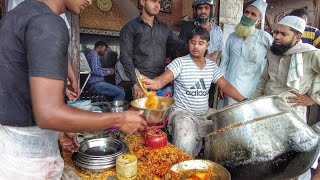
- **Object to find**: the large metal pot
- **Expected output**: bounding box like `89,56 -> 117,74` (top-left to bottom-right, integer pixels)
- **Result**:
207,95 -> 282,130
130,96 -> 175,125
205,102 -> 320,179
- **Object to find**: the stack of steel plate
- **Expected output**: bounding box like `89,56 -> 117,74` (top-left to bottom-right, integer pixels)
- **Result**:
72,138 -> 128,172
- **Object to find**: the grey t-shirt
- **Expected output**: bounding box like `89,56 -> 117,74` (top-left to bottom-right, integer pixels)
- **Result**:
0,0 -> 69,126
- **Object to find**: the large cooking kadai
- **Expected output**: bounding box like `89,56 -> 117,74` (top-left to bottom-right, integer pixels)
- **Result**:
205,96 -> 320,180
207,95 -> 283,128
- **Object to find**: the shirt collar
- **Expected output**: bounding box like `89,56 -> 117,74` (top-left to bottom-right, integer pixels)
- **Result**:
137,13 -> 160,24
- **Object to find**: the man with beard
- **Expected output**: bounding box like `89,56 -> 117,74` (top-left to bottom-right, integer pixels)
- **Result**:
289,8 -> 320,131
120,0 -> 187,99
179,0 -> 223,62
141,28 -> 246,157
218,0 -> 273,107
252,15 -> 320,180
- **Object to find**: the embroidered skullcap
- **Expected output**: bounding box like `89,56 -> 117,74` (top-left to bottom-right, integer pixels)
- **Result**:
250,0 -> 268,16
278,16 -> 306,33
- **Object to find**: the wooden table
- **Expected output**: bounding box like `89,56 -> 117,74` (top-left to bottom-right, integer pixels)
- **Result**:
62,131 -> 192,180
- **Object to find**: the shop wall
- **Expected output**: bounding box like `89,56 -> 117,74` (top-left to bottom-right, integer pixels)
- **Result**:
265,0 -> 314,32
80,0 -> 128,31
182,0 -> 194,21
80,0 -> 192,32
154,0 -> 183,31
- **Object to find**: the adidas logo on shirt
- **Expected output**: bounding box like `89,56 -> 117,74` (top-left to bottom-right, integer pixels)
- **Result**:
186,78 -> 208,96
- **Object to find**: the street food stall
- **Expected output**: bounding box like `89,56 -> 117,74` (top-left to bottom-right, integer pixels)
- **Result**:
62,131 -> 193,179
64,95 -> 320,180
63,95 -> 231,180
62,95 -> 195,179
1,0 -> 320,179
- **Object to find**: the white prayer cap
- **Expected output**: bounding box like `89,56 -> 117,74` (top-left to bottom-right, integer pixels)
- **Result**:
250,0 -> 268,16
278,16 -> 306,33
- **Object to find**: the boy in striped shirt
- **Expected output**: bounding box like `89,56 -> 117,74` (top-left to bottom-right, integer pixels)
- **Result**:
142,27 -> 246,157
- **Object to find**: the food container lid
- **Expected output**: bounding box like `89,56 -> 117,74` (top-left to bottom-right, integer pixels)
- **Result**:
116,153 -> 137,166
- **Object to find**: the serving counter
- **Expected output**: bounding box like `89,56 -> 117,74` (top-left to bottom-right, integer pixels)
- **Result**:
62,131 -> 192,180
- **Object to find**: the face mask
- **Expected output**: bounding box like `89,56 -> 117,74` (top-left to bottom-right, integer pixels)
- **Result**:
196,16 -> 212,23
240,15 -> 256,26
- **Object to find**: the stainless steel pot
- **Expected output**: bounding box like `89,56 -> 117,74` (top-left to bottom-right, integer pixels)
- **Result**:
205,111 -> 320,180
91,100 -> 130,113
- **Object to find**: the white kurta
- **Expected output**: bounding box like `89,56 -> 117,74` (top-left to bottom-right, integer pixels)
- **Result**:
219,29 -> 273,106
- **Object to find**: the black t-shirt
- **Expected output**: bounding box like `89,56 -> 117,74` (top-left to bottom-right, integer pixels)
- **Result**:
0,0 -> 69,126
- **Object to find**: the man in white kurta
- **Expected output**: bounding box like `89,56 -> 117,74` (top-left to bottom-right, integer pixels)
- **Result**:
218,0 -> 273,107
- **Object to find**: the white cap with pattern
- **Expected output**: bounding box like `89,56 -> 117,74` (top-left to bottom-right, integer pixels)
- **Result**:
250,0 -> 268,16
278,16 -> 306,33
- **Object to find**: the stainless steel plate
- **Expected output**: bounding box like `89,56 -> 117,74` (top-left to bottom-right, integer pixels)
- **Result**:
72,138 -> 129,172
78,138 -> 126,157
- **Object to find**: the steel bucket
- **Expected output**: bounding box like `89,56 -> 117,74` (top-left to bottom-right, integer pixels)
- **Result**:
130,96 -> 175,125
205,110 -> 320,179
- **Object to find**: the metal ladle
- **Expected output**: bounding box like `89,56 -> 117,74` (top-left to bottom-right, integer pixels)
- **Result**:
105,101 -> 112,109
135,68 -> 149,96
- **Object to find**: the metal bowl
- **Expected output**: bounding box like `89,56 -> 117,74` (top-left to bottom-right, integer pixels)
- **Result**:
130,96 -> 175,125
91,100 -> 130,113
170,160 -> 231,180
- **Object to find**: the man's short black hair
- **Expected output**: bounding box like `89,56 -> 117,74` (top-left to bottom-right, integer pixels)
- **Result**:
94,41 -> 108,49
189,27 -> 210,42
289,8 -> 308,18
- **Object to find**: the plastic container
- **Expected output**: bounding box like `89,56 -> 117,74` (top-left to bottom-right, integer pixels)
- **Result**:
116,153 -> 137,180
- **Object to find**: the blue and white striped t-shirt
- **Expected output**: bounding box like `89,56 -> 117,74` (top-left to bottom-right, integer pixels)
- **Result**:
166,55 -> 223,115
